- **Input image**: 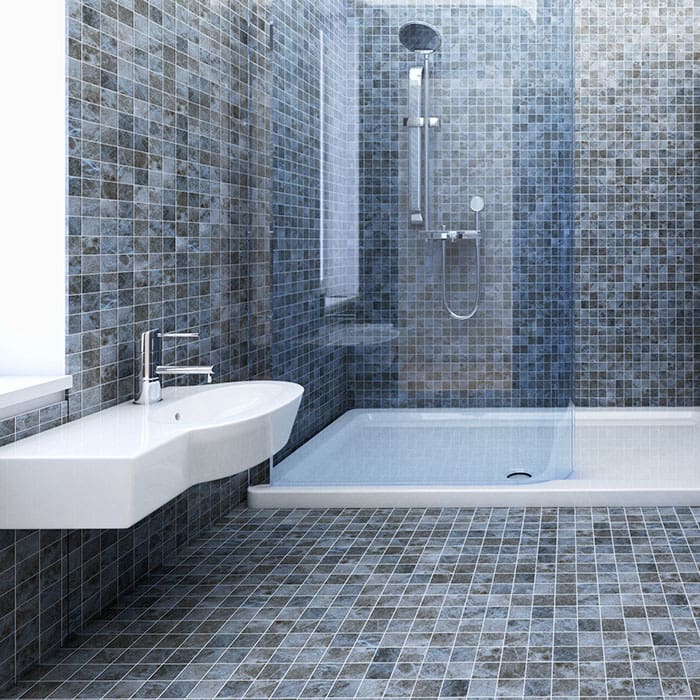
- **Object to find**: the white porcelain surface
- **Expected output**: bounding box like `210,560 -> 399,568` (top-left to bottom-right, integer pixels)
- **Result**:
0,375 -> 72,419
268,408 -> 573,485
0,381 -> 302,528
249,408 -> 700,508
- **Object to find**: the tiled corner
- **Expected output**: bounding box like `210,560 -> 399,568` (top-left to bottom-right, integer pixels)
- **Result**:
268,0 -> 353,454
0,402 -> 68,448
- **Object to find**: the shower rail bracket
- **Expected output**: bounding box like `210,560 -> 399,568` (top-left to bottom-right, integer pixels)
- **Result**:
403,117 -> 440,129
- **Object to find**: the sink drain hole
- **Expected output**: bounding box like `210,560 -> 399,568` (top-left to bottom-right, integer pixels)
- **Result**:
506,471 -> 532,481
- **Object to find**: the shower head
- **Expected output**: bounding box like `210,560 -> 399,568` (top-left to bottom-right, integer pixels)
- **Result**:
398,22 -> 442,54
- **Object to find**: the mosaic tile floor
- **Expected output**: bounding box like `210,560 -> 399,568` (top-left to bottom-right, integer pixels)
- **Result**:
6,507 -> 700,699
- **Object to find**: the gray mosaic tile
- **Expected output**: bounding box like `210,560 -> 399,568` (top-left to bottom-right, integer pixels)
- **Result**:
1,0 -> 272,691
574,0 -> 699,407
349,1 -> 575,409
2,507 -> 700,699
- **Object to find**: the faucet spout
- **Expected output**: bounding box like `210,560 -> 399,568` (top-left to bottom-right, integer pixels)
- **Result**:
134,329 -> 214,404
156,365 -> 215,382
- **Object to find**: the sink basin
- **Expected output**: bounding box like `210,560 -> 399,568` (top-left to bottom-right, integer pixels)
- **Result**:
147,383 -> 290,426
0,381 -> 303,528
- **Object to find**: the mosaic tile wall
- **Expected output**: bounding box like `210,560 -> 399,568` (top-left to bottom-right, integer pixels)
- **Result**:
1,0 -> 698,690
0,0 -> 273,691
0,398 -> 268,692
574,0 -> 699,407
269,0 -> 353,452
321,13 -> 360,308
398,9 -> 515,400
348,1 -> 575,409
65,0 -> 258,419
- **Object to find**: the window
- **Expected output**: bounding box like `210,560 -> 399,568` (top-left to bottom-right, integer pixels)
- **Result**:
0,3 -> 65,377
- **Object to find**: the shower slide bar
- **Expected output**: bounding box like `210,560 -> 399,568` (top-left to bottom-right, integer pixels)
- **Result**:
406,62 -> 440,226
407,66 -> 422,224
400,21 -> 481,321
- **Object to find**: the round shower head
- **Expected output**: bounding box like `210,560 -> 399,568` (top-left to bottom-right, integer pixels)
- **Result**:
398,22 -> 442,54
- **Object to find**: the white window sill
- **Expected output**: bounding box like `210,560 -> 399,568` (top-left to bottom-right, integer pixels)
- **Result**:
0,376 -> 73,420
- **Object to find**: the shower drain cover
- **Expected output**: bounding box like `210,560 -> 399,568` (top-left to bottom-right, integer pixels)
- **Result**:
506,471 -> 533,482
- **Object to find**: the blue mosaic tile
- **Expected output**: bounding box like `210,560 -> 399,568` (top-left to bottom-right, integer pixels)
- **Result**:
1,0 -> 698,692
5,507 -> 700,699
574,0 -> 698,407
349,1 -> 575,409
0,0 -> 271,691
269,0 -> 353,452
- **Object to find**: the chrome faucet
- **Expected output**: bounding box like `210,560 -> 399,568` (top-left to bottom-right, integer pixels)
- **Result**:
134,329 -> 215,405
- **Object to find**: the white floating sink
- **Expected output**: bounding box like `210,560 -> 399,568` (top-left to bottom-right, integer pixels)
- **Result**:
0,381 -> 303,529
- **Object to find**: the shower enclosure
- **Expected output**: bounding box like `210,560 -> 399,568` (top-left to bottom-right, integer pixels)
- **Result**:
263,0 -> 575,491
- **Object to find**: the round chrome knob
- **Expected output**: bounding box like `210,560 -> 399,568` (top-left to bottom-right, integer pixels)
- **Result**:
470,196 -> 485,213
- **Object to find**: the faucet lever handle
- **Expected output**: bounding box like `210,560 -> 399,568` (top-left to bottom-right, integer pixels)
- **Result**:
160,331 -> 199,339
